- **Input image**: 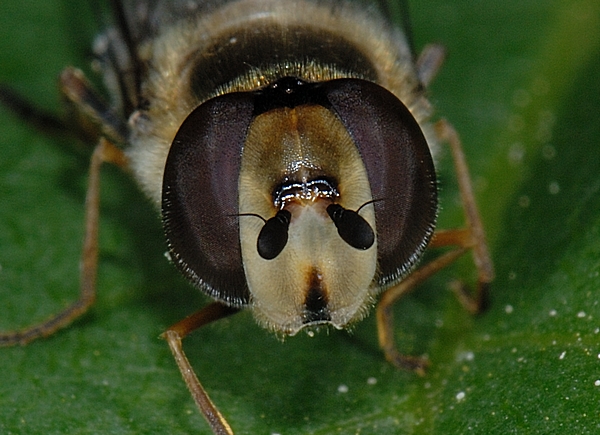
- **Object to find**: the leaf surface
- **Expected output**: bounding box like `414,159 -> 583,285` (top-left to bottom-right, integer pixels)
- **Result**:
1,1 -> 599,434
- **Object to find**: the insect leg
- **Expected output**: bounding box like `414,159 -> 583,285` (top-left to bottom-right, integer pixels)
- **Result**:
376,119 -> 494,371
433,119 -> 495,313
0,136 -> 127,346
162,303 -> 240,435
376,247 -> 467,374
59,67 -> 129,144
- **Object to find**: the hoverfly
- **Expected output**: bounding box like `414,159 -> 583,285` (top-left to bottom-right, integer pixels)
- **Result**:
0,0 -> 493,433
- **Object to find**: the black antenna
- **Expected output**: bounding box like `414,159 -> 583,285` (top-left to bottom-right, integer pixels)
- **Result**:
327,204 -> 375,250
237,211 -> 292,260
256,210 -> 292,260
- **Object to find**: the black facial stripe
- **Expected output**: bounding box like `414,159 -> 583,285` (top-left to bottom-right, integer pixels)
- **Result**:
303,284 -> 331,324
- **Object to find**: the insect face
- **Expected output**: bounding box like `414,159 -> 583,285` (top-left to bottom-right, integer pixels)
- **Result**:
238,101 -> 379,333
162,73 -> 437,335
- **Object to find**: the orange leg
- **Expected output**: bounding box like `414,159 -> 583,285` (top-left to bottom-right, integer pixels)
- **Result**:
0,62 -> 130,346
59,67 -> 129,144
162,303 -> 240,435
0,137 -> 127,346
434,119 -> 495,312
376,119 -> 494,372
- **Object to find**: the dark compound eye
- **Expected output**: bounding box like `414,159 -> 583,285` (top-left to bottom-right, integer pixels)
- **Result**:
321,78 -> 437,284
161,92 -> 256,306
257,210 -> 292,260
326,203 -> 375,250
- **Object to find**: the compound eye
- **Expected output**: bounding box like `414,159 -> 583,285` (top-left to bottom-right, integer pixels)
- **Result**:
322,79 -> 438,283
257,210 -> 292,260
161,92 -> 256,306
326,204 -> 375,250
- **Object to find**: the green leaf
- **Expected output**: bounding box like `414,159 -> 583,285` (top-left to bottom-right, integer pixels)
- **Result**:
1,0 -> 599,434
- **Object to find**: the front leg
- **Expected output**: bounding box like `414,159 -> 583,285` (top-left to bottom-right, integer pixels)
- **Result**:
376,119 -> 494,371
162,302 -> 240,435
0,137 -> 127,345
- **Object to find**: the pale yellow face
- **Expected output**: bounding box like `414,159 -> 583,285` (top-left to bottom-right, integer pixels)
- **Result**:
238,105 -> 378,334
